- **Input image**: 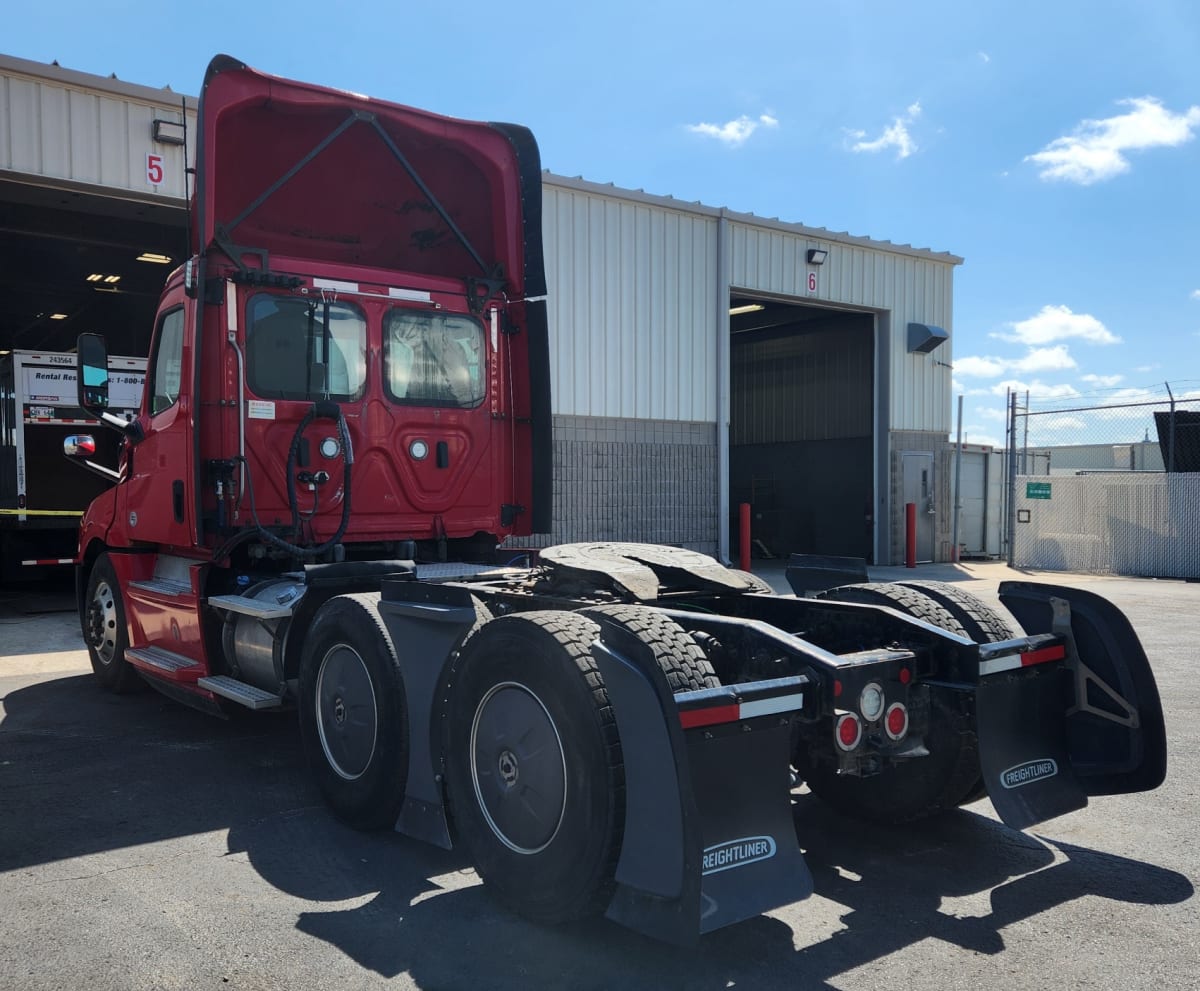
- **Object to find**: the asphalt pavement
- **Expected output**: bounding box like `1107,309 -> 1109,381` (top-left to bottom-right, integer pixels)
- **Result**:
1,564 -> 1196,990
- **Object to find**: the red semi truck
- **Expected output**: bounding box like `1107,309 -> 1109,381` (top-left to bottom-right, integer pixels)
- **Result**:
65,56 -> 1167,944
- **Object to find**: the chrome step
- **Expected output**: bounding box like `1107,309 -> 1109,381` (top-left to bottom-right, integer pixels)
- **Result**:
125,645 -> 201,678
197,675 -> 283,710
129,577 -> 192,597
207,593 -> 296,620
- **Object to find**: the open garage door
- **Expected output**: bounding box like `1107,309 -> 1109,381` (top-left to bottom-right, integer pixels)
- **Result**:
0,178 -> 186,356
728,297 -> 877,563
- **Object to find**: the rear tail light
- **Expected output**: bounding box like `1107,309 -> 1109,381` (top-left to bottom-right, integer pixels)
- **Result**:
884,702 -> 909,741
835,712 -> 862,751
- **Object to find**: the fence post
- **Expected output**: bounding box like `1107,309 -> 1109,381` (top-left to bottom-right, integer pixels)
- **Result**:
1007,390 -> 1018,567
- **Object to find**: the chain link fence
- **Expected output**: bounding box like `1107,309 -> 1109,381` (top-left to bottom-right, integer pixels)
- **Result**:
1005,385 -> 1200,578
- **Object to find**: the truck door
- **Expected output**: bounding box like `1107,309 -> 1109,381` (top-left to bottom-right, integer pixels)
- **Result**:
117,304 -> 193,549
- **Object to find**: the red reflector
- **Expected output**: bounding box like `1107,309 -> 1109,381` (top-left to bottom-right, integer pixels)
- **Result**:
1022,645 -> 1066,667
898,667 -> 911,685
835,713 -> 862,750
679,703 -> 740,730
885,703 -> 909,741
833,679 -> 843,698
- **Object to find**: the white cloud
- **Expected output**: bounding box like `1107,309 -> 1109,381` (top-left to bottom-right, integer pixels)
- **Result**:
996,305 -> 1120,346
977,407 -> 1008,421
1081,373 -> 1124,387
955,345 -> 1078,378
990,379 -> 1081,400
1191,289 -> 1200,300
1134,363 -> 1160,373
978,51 -> 991,63
955,355 -> 1008,377
687,113 -> 779,147
847,102 -> 922,159
1025,97 -> 1200,185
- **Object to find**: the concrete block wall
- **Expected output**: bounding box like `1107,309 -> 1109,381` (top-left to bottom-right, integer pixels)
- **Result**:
505,415 -> 719,556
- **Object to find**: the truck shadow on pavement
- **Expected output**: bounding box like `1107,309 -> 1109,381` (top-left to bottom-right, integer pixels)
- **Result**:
1,673 -> 1192,990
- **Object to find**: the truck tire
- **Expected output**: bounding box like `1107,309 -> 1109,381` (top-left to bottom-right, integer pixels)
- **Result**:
726,569 -> 776,595
298,593 -> 409,831
83,553 -> 142,694
895,580 -> 1021,806
444,611 -> 623,925
895,580 -> 1020,644
804,582 -> 981,823
579,604 -> 721,690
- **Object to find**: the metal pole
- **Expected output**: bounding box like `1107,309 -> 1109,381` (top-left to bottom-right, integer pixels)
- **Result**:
1166,381 -> 1176,474
952,393 -> 964,563
1007,390 -> 1018,567
1023,389 -> 1030,475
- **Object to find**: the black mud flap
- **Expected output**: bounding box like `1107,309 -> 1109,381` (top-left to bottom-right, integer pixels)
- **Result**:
999,583 -> 1167,797
975,665 -> 1088,830
590,620 -> 811,944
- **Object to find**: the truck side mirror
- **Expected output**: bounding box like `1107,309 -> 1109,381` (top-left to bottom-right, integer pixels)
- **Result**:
63,434 -> 97,458
77,333 -> 110,413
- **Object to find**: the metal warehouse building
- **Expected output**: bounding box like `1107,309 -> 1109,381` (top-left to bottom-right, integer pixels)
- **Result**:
0,53 -> 963,566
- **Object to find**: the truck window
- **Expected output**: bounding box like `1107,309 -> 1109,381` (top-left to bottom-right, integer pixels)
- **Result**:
149,308 -> 185,416
384,310 -> 485,408
247,295 -> 366,401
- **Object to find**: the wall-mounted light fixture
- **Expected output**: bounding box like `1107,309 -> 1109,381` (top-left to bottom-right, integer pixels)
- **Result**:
729,303 -> 765,316
152,119 -> 187,146
807,248 -> 828,265
136,252 -> 173,264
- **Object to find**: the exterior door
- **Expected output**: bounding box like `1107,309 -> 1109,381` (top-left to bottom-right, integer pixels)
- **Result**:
116,303 -> 193,549
901,452 -> 935,563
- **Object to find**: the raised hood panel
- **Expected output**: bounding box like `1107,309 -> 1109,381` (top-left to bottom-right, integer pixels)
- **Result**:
196,56 -> 545,298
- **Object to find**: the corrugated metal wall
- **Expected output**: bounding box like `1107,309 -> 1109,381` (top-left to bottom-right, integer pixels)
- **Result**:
0,56 -> 194,201
542,181 -> 719,422
727,222 -> 955,435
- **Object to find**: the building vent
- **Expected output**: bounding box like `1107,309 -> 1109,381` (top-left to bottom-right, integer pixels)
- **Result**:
907,322 -> 949,354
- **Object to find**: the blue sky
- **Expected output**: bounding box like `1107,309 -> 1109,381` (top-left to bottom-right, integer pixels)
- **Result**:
7,1 -> 1199,445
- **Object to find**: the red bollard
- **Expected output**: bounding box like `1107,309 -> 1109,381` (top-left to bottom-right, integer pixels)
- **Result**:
905,502 -> 917,569
739,502 -> 752,573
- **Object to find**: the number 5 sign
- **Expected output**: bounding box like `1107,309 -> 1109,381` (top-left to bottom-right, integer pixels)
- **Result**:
146,153 -> 165,186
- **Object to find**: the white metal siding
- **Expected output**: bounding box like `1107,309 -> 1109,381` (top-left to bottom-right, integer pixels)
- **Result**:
0,60 -> 195,201
727,222 -> 956,435
543,183 -> 719,421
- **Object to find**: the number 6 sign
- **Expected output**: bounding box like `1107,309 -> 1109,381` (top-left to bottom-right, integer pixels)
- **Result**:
807,270 -> 818,294
146,154 -> 165,186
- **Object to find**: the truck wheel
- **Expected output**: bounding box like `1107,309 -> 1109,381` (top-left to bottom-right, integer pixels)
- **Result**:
298,593 -> 409,831
83,553 -> 142,694
804,582 -> 980,823
580,604 -> 721,690
444,611 -> 623,925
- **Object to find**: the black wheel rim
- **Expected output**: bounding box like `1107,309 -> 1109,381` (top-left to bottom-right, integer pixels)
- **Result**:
89,579 -> 118,665
315,644 -> 378,781
470,681 -> 567,855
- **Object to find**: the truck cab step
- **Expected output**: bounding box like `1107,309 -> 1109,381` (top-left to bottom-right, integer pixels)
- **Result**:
207,593 -> 297,620
124,645 -> 202,681
129,577 -> 193,597
197,675 -> 284,710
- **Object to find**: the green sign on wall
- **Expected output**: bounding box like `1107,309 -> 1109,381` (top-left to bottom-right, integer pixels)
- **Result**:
1026,481 -> 1052,500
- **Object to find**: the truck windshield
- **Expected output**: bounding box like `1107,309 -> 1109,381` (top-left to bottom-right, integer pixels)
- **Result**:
384,310 -> 485,408
247,294 -> 366,401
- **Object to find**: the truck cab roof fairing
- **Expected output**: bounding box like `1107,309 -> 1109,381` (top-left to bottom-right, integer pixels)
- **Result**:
195,56 -> 545,300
